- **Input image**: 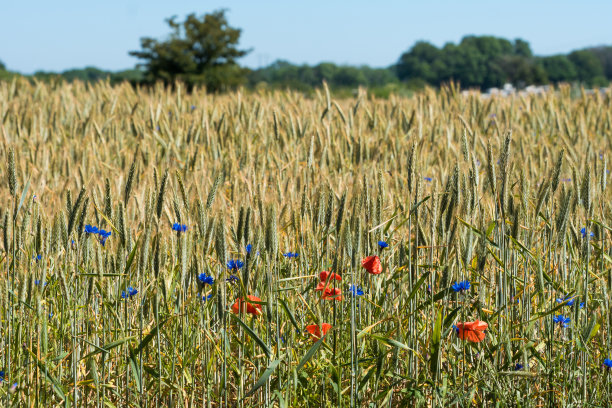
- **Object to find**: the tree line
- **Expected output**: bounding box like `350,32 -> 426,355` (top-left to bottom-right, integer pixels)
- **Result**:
1,10 -> 611,92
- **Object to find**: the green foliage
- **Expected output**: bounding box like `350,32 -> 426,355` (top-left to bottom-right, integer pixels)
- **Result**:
248,60 -> 397,91
397,36 -> 547,89
129,10 -> 250,91
540,55 -> 577,82
568,50 -> 605,86
588,46 -> 612,79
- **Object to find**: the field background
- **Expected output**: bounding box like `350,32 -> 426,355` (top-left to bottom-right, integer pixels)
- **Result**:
0,79 -> 611,406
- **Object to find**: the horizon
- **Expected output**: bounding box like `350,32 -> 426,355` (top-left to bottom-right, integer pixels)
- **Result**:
2,1 -> 612,74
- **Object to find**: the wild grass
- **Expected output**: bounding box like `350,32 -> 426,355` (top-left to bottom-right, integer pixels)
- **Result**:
0,78 -> 611,407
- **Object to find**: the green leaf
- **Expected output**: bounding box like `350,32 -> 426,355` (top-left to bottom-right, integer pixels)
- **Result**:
405,271 -> 430,305
443,306 -> 461,328
230,313 -> 272,358
369,334 -> 409,351
130,317 -> 170,360
123,235 -> 141,275
429,308 -> 442,377
81,336 -> 136,361
279,298 -> 300,333
15,177 -> 30,219
581,316 -> 600,344
29,350 -> 67,401
244,358 -> 282,398
296,334 -> 326,372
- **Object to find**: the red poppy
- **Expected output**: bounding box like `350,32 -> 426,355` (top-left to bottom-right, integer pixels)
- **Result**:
320,286 -> 343,301
361,255 -> 382,275
454,320 -> 488,343
319,271 -> 342,283
231,295 -> 263,317
305,323 -> 332,341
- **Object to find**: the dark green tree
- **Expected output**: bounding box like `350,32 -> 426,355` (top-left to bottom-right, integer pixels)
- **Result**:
396,41 -> 444,84
539,55 -> 577,83
129,10 -> 250,91
588,46 -> 612,80
568,50 -> 604,85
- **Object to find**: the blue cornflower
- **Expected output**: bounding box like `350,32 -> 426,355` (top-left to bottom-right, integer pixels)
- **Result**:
556,295 -> 584,308
121,287 -> 138,299
226,275 -> 240,283
0,370 -> 4,382
33,254 -> 42,262
172,223 -> 187,233
71,239 -> 76,249
451,325 -> 459,334
378,241 -> 389,249
451,280 -> 471,293
98,230 -> 111,246
202,293 -> 213,301
198,273 -> 214,286
190,105 -> 196,110
562,178 -> 571,182
283,252 -> 299,258
34,280 -> 47,286
424,177 -> 432,182
580,227 -> 594,239
349,284 -> 364,297
84,225 -> 99,234
604,358 -> 612,368
246,244 -> 252,254
514,363 -> 524,371
553,314 -> 570,328
227,259 -> 244,271
48,312 -> 53,319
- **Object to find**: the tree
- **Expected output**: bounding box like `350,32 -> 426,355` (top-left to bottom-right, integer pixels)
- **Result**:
539,55 -> 577,83
568,50 -> 604,85
588,46 -> 612,80
129,10 -> 250,91
396,41 -> 443,84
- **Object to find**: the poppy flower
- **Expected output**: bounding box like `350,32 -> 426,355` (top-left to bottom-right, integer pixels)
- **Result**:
319,286 -> 343,301
319,271 -> 342,283
231,295 -> 263,317
361,255 -> 382,275
305,323 -> 332,341
452,320 -> 488,343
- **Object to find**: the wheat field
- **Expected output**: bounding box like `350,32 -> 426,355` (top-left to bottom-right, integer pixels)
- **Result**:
0,78 -> 611,406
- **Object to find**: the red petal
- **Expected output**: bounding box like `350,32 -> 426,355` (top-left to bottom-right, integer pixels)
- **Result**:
361,256 -> 382,275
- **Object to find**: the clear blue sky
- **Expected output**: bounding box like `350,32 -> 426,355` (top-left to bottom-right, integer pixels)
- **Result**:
2,0 -> 611,73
